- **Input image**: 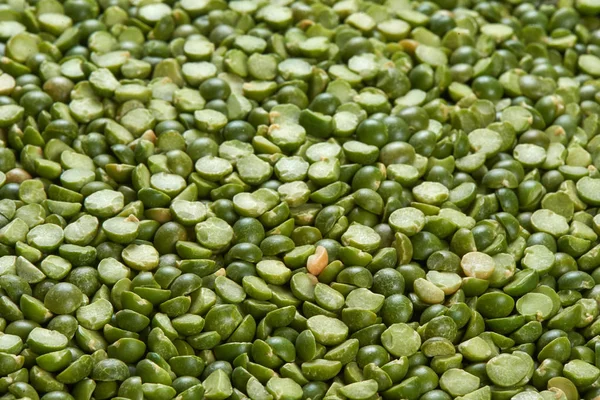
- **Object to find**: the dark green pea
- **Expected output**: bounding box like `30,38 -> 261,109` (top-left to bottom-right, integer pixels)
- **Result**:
356,345 -> 391,369
472,76 -> 504,100
356,119 -> 388,148
309,93 -> 340,116
396,106 -> 429,133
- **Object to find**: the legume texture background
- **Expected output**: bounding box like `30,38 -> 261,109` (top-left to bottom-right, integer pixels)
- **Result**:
1,0 -> 600,399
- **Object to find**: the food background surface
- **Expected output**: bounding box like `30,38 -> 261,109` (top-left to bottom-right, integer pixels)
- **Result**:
1,0 -> 600,399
